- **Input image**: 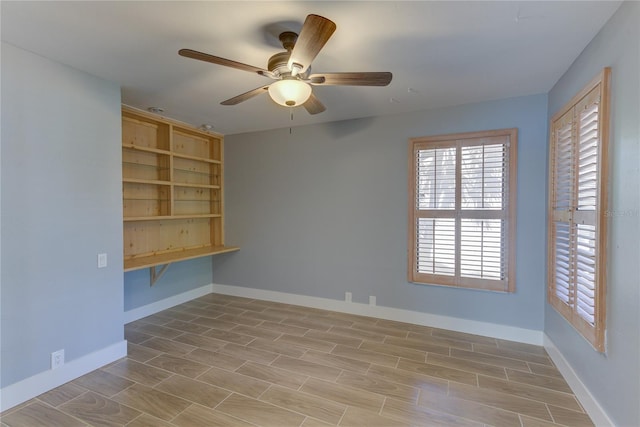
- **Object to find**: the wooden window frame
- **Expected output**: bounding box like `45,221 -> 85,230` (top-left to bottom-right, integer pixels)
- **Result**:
547,68 -> 611,352
408,128 -> 518,293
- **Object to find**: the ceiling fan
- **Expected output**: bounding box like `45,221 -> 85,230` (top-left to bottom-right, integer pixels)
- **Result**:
179,14 -> 392,114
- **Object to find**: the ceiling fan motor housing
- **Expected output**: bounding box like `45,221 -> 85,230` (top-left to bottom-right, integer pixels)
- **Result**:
268,51 -> 291,77
268,31 -> 303,77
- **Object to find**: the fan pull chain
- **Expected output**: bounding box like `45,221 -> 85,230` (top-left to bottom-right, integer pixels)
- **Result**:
290,109 -> 293,134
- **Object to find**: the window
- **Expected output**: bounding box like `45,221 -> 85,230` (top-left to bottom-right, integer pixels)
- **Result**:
408,129 -> 517,292
548,68 -> 610,351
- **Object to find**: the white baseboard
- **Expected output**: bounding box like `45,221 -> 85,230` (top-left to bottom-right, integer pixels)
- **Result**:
124,284 -> 214,324
544,334 -> 614,426
210,283 -> 543,345
0,340 -> 127,412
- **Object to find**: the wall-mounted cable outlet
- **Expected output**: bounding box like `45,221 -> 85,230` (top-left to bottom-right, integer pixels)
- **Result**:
51,349 -> 65,369
369,296 -> 377,306
345,291 -> 352,303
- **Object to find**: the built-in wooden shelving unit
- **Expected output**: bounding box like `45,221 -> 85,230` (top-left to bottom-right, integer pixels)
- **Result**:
121,106 -> 238,283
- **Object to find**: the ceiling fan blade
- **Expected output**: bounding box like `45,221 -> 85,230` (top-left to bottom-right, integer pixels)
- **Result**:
179,49 -> 275,78
220,85 -> 270,105
288,14 -> 336,74
303,92 -> 326,115
308,72 -> 393,86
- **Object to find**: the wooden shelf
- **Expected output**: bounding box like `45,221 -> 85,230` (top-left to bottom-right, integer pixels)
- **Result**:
124,214 -> 222,222
124,245 -> 240,272
173,152 -> 222,164
123,178 -> 171,186
122,143 -> 171,155
173,182 -> 220,189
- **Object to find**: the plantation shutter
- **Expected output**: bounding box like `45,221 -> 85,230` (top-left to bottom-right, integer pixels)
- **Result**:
459,143 -> 507,282
550,109 -> 575,321
415,146 -> 457,278
548,68 -> 610,351
409,129 -> 517,292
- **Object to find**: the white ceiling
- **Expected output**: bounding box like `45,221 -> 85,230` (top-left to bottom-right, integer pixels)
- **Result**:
1,1 -> 621,135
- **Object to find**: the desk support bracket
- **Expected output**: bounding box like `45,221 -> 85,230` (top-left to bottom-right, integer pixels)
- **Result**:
150,264 -> 171,286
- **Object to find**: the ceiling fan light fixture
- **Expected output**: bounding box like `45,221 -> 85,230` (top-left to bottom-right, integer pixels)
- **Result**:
268,78 -> 312,107
179,14 -> 391,115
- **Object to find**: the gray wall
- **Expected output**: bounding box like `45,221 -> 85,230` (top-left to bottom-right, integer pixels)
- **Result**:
124,257 -> 213,311
1,43 -> 124,387
216,93 -> 548,331
546,2 -> 639,426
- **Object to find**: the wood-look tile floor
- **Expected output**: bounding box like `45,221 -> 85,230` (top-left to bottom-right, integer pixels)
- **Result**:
1,294 -> 594,427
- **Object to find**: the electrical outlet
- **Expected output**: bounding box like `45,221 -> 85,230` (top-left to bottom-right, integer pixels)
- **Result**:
97,253 -> 107,268
345,291 -> 352,303
369,296 -> 377,306
51,349 -> 64,370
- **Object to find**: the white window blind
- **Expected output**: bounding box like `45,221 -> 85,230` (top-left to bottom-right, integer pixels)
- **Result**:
408,129 -> 517,292
548,68 -> 610,352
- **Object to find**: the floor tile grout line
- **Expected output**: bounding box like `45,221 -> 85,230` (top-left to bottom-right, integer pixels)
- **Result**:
484,371 -> 580,400
518,413 -> 527,427
473,375 -> 586,413
418,352 -> 540,381
166,401 -> 196,425
443,383 -> 575,423
258,386 -> 349,426
333,404 -> 349,427
79,387 -> 144,426
34,396 -> 94,427
469,347 -> 554,366
421,391 -> 535,427
545,402 -> 557,424
419,383 -> 541,424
